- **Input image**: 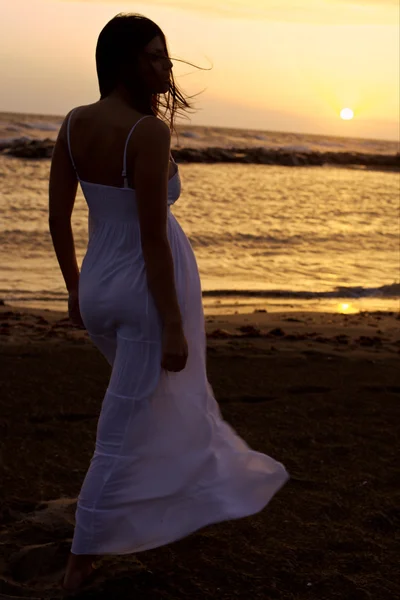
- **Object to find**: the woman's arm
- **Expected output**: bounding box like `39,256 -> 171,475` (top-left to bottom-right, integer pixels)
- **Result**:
48,114 -> 80,293
133,117 -> 183,327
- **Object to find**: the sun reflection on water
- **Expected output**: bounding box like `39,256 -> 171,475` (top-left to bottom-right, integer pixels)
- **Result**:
337,302 -> 358,314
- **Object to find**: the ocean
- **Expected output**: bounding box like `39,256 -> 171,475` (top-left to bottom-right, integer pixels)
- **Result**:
0,111 -> 399,315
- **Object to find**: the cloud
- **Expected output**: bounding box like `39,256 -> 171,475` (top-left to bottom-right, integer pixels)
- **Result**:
60,0 -> 399,25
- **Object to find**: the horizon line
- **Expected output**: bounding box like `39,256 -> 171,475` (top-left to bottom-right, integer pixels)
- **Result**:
0,108 -> 398,145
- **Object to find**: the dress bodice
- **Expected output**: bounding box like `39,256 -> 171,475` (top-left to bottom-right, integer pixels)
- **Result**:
66,108 -> 181,223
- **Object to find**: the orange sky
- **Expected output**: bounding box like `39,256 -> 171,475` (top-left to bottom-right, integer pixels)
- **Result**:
1,0 -> 399,140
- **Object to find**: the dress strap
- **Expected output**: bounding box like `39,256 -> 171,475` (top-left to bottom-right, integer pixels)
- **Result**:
66,108 -> 79,179
121,115 -> 154,187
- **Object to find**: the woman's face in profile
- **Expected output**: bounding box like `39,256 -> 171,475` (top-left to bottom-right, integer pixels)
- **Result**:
138,35 -> 173,94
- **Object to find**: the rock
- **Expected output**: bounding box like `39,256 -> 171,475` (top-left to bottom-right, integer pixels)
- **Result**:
52,321 -> 72,329
9,541 -> 71,582
357,335 -> 382,346
237,325 -> 261,336
1,137 -> 399,169
268,327 -> 285,337
207,328 -> 234,339
174,148 -> 205,163
334,334 -> 350,344
4,138 -> 54,158
283,317 -> 303,322
2,138 -> 399,169
45,329 -> 60,337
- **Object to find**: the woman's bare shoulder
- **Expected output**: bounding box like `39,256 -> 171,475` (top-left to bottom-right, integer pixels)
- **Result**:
59,102 -> 170,150
58,103 -> 92,141
63,103 -> 93,121
62,102 -> 114,128
134,116 -> 171,147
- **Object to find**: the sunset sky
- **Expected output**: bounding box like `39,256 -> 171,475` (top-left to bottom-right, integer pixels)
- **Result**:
1,0 -> 399,140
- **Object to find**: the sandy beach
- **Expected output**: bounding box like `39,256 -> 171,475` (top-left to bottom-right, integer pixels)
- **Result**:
0,304 -> 399,599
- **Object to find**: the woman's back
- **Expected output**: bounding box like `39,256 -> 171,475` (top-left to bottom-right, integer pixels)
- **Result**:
66,99 -> 177,189
71,100 -> 183,336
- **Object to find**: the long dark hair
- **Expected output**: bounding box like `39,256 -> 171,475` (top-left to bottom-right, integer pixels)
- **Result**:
96,13 -> 199,133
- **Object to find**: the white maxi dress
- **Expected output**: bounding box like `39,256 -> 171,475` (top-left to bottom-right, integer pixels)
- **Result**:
66,110 -> 289,555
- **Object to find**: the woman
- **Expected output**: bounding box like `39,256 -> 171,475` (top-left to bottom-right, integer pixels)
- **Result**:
49,13 -> 289,593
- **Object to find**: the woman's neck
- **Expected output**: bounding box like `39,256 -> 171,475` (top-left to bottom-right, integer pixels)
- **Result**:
105,85 -> 154,115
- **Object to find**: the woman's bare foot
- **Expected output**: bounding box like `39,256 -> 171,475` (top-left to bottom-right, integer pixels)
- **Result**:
62,552 -> 97,592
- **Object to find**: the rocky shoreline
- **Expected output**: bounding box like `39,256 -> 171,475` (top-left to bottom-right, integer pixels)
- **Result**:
1,137 -> 399,169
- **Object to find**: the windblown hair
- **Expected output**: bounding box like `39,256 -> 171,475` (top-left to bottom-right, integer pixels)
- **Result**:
96,13 -> 195,132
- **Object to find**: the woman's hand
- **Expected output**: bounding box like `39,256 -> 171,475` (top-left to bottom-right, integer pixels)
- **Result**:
68,289 -> 85,328
161,323 -> 188,372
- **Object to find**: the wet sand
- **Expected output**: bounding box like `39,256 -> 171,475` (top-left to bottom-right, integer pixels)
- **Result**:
0,305 -> 399,599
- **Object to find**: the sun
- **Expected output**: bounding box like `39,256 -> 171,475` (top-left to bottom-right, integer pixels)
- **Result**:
340,108 -> 354,120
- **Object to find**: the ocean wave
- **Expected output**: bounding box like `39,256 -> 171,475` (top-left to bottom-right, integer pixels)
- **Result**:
190,232 -> 303,248
17,121 -> 60,131
189,231 -> 398,249
2,283 -> 398,305
279,144 -> 312,153
1,228 -> 396,254
202,283 -> 400,299
0,229 -> 87,251
1,112 -> 398,156
179,131 -> 201,139
0,289 -> 67,299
